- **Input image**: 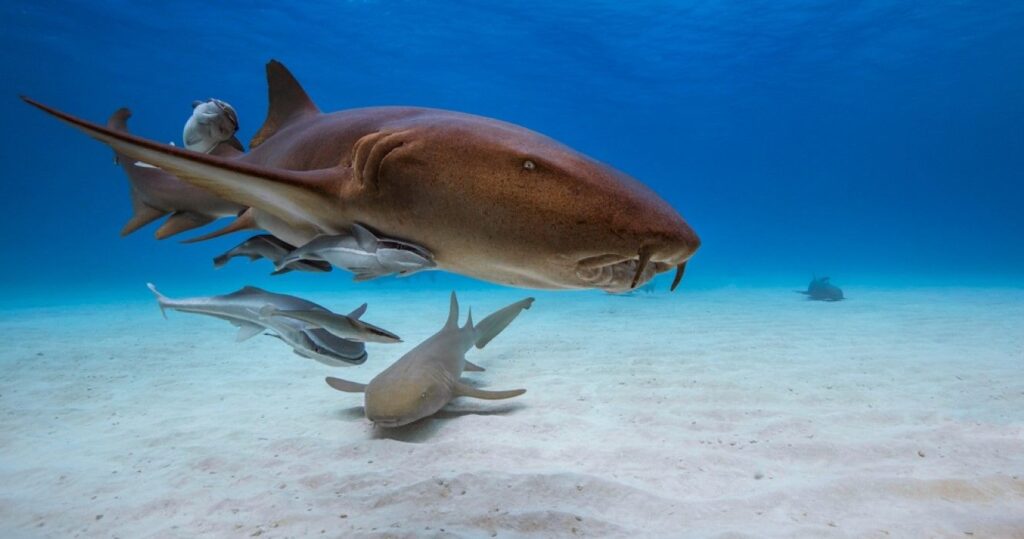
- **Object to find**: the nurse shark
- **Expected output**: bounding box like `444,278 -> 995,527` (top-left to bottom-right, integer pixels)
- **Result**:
24,60 -> 700,292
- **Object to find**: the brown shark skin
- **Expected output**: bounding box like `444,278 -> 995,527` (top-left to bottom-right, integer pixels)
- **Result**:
244,113 -> 699,289
107,108 -> 245,238
25,61 -> 700,290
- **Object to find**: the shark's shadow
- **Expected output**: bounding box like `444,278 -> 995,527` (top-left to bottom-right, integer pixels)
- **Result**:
333,400 -> 527,443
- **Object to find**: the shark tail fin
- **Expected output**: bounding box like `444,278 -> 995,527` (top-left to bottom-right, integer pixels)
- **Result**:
146,283 -> 168,319
473,297 -> 535,349
250,60 -> 320,149
444,291 -> 459,330
181,208 -> 257,244
22,96 -> 340,233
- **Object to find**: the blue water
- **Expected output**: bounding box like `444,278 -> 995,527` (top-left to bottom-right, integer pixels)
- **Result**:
2,1 -> 1023,305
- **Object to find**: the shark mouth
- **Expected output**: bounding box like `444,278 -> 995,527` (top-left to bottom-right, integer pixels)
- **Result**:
576,252 -> 688,292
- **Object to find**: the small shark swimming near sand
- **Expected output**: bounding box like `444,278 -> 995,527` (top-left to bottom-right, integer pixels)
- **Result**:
276,223 -> 435,280
325,292 -> 532,428
213,234 -> 332,274
798,276 -> 845,302
25,60 -> 700,292
146,283 -> 398,365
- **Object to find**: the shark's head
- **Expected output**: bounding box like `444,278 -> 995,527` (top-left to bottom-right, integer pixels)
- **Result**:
380,113 -> 701,291
363,372 -> 450,428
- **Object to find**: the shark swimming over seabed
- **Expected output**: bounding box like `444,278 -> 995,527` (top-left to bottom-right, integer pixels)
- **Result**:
325,292 -> 532,428
25,59 -> 700,292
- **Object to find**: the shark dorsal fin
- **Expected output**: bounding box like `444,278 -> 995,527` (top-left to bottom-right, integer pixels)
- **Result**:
444,291 -> 459,330
250,60 -> 320,149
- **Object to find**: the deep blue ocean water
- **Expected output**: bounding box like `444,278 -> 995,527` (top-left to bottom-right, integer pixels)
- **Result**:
2,1 -> 1023,305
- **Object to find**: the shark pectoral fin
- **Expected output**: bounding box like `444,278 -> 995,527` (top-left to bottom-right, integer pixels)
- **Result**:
155,212 -> 215,240
325,377 -> 367,393
463,360 -> 486,372
347,303 -> 368,319
473,297 -> 535,349
181,208 -> 257,244
454,382 -> 525,400
22,97 -> 342,232
235,322 -> 265,342
121,192 -> 168,236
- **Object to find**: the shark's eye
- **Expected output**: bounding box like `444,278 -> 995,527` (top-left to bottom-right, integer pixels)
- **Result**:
523,160 -> 535,171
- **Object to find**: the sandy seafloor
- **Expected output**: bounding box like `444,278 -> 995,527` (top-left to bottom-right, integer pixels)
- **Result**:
1,286 -> 1022,538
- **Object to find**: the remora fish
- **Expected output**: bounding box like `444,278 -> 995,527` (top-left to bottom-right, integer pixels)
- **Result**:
259,304 -> 401,344
25,60 -> 700,292
183,98 -> 243,154
146,283 -> 387,366
213,234 -> 332,274
325,292 -> 532,428
276,223 -> 435,280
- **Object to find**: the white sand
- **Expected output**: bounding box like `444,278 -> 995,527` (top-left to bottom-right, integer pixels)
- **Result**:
1,287 -> 1022,538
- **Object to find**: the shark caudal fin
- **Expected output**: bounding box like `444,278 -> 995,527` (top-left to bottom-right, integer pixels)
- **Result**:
146,283 -> 169,319
473,297 -> 535,349
250,60 -> 320,149
23,96 -> 339,233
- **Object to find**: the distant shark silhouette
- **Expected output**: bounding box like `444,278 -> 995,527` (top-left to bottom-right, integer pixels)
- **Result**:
798,276 -> 845,301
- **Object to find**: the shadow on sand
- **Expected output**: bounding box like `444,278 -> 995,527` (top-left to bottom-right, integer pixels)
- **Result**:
332,401 -> 527,443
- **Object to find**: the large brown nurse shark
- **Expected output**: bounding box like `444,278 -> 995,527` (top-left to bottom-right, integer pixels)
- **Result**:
326,292 -> 532,428
22,60 -> 701,292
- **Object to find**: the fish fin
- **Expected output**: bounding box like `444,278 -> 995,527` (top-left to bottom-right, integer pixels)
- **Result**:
121,191 -> 168,236
352,271 -> 386,282
146,283 -> 168,319
463,360 -> 486,372
325,377 -> 367,393
257,305 -> 277,320
155,212 -> 214,240
235,323 -> 264,342
350,223 -> 378,251
181,208 -> 257,244
269,267 -> 292,275
107,107 -> 132,131
474,297 -> 534,349
454,382 -> 525,400
444,291 -> 459,330
226,135 -> 245,152
347,303 -> 368,319
22,97 -> 341,232
250,60 -> 320,149
108,108 -> 171,236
